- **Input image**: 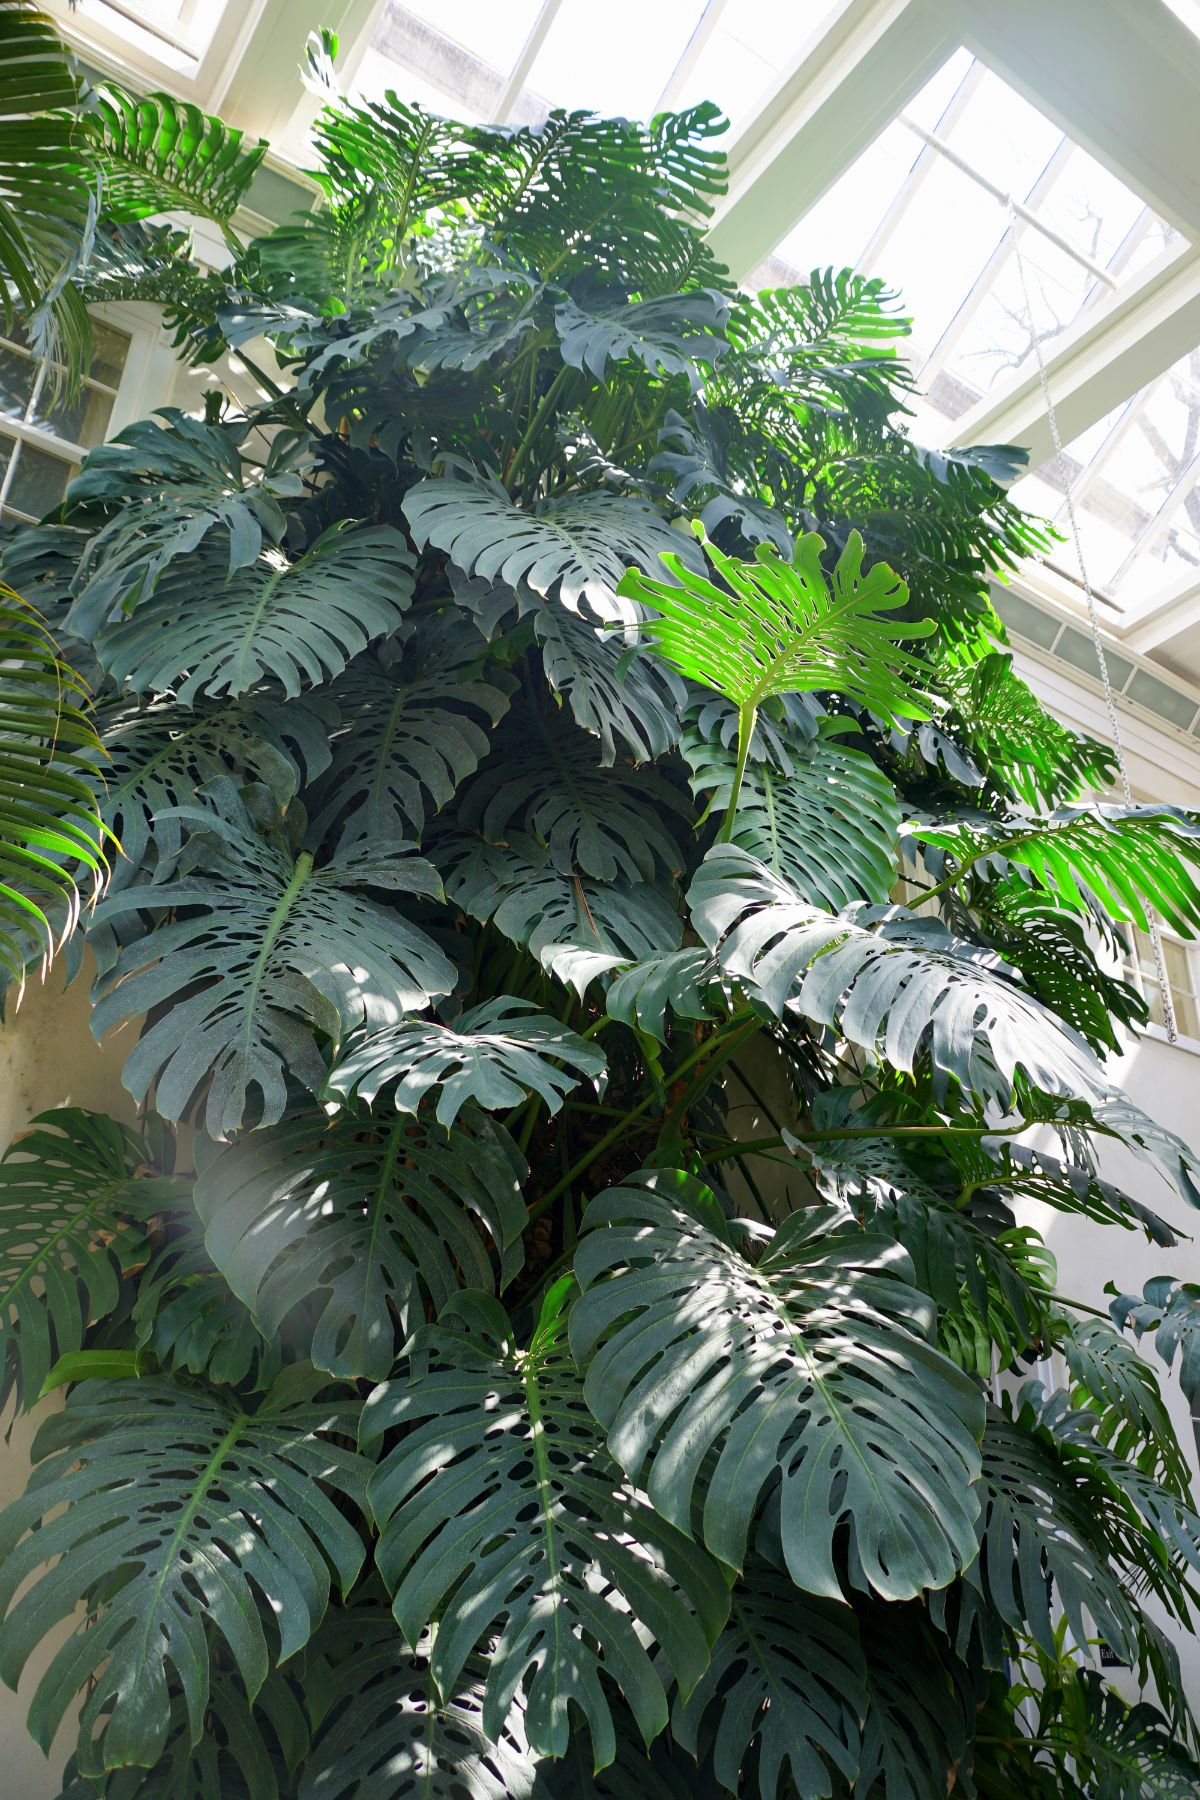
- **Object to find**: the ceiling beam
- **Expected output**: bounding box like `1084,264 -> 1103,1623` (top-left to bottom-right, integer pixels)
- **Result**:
931,0 -> 1200,243
706,0 -> 954,279
937,244 -> 1200,464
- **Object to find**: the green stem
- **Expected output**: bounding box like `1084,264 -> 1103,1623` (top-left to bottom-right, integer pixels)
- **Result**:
697,1121 -> 1031,1161
718,701 -> 757,844
506,366 -> 573,490
918,829 -> 1031,906
525,1016 -> 756,1225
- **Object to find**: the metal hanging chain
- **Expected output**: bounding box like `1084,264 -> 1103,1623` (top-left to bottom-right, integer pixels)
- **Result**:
1003,196 -> 1177,1041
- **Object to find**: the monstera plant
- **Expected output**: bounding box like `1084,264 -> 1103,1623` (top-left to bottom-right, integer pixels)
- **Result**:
4,36 -> 1200,1799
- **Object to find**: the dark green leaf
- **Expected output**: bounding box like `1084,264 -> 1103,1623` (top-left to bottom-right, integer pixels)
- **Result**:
326,997 -> 605,1127
0,1367 -> 367,1771
197,1107 -> 527,1382
91,786 -> 454,1137
571,1168 -> 984,1601
672,1561 -> 865,1798
97,523 -> 416,703
0,1108 -> 182,1409
362,1285 -> 729,1766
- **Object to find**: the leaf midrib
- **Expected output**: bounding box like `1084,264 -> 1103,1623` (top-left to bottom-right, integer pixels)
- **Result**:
0,1176 -> 133,1318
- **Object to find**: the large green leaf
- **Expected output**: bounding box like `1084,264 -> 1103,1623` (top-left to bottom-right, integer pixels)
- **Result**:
326,997 -> 605,1127
601,947 -> 723,1042
0,586 -> 110,984
617,529 -> 931,723
91,787 -> 455,1137
1055,1315 -> 1185,1484
0,1108 -> 182,1409
802,1134 -> 1054,1374
436,828 -> 683,993
362,1284 -> 729,1767
955,1407 -> 1139,1668
0,1367 -> 367,1771
671,1561 -> 865,1799
686,723 -> 900,908
939,650 -> 1117,809
1061,1669 -> 1200,1799
97,522 -> 416,704
56,1659 -> 306,1800
97,689 -> 335,884
527,595 -> 684,765
554,288 -> 729,382
196,1106 -> 527,1383
66,413 -> 299,638
456,706 -> 688,884
570,1168 -> 984,1601
689,845 -> 1113,1109
82,86 -> 267,227
853,1600 -> 973,1800
404,472 -> 704,621
297,1608 -> 540,1800
910,803 -> 1200,935
1028,1383 -> 1200,1596
305,622 -> 512,850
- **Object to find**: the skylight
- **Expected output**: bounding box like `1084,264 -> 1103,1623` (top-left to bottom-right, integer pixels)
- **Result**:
1011,350 -> 1200,617
764,50 -> 1181,441
348,0 -> 842,131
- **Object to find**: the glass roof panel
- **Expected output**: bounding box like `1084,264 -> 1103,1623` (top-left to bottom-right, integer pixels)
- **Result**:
351,0 -> 545,120
523,0 -> 711,121
350,0 -> 841,130
763,50 -> 1181,432
666,0 -> 844,132
1010,352 -> 1200,613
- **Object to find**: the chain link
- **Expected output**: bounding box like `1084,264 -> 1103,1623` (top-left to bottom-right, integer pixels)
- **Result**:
1003,197 -> 1177,1041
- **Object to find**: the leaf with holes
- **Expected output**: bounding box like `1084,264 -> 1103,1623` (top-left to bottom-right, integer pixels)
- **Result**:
305,621 -> 512,851
689,845 -> 1113,1110
90,786 -> 455,1138
97,689 -> 335,884
197,1107 -> 526,1383
96,522 -> 416,703
361,1284 -> 729,1767
326,997 -> 605,1127
528,595 -> 684,765
687,724 -> 900,908
571,1168 -> 984,1601
456,705 -> 688,883
1110,1276 -> 1200,1409
672,1561 -> 865,1799
0,1367 -> 367,1772
66,413 -> 298,638
436,828 -> 683,994
554,287 -> 729,383
404,471 -> 704,620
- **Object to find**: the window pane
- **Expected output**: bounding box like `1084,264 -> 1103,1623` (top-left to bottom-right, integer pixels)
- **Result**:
5,440 -> 75,519
33,381 -> 115,449
524,0 -> 710,121
671,0 -> 846,133
88,321 -> 130,389
353,0 -> 544,119
0,341 -> 36,420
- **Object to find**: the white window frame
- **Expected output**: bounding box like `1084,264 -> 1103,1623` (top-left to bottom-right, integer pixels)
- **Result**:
42,0 -> 269,106
0,302 -> 176,525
